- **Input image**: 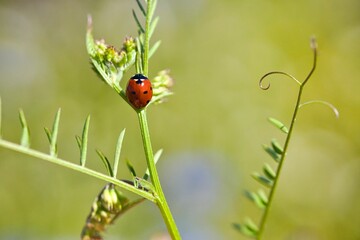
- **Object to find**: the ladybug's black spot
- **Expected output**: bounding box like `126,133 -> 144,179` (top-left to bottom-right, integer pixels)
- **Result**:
131,91 -> 136,95
150,87 -> 153,90
135,79 -> 143,84
143,90 -> 148,94
146,100 -> 150,103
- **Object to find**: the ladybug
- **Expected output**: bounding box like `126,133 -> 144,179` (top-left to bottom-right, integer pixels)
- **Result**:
126,74 -> 153,109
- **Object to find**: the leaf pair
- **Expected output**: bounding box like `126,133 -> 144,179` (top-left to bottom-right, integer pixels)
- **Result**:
233,218 -> 259,238
19,108 -> 61,158
95,129 -> 126,178
19,109 -> 30,148
75,115 -> 90,167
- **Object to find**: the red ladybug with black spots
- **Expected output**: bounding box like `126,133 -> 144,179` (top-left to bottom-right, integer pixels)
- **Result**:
126,74 -> 153,109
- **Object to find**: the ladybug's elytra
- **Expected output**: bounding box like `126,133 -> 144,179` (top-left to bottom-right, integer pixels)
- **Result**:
126,74 -> 153,109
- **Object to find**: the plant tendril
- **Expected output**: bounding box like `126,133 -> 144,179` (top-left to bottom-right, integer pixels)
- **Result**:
256,37 -> 322,240
259,71 -> 301,90
299,100 -> 339,118
259,37 -> 318,91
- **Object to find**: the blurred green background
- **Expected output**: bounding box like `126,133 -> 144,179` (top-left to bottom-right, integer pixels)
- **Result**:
0,0 -> 359,239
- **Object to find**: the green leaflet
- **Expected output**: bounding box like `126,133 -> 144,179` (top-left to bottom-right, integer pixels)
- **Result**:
96,149 -> 114,177
19,109 -> 30,148
268,117 -> 289,134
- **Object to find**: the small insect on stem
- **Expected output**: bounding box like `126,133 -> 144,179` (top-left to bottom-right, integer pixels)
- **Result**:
126,74 -> 153,109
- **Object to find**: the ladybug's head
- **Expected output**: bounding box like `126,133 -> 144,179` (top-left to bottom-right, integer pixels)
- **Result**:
131,73 -> 148,80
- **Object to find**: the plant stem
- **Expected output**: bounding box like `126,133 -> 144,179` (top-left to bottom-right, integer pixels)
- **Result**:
0,139 -> 156,202
137,109 -> 181,239
257,86 -> 304,240
134,1 -> 180,238
143,0 -> 151,76
257,40 -> 317,239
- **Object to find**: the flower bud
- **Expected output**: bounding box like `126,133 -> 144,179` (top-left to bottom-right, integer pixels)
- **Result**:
122,36 -> 136,53
88,34 -> 137,87
152,70 -> 174,101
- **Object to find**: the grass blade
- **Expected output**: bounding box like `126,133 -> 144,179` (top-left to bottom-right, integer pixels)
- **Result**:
113,129 -> 126,178
19,109 -> 30,147
80,115 -> 90,167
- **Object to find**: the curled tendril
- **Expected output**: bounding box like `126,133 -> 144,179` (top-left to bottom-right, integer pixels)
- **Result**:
259,71 -> 301,90
299,100 -> 339,118
259,36 -> 318,90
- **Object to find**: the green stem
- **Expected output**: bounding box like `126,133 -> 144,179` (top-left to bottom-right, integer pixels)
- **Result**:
134,1 -> 180,238
257,86 -> 304,239
137,110 -> 181,239
0,139 -> 156,202
143,0 -> 151,76
257,39 -> 317,239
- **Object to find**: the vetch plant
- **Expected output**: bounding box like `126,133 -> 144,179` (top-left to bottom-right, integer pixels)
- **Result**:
233,37 -> 339,239
0,0 -> 180,239
0,0 -> 339,239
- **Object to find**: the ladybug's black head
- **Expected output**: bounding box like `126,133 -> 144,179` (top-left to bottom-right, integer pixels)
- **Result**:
131,73 -> 148,80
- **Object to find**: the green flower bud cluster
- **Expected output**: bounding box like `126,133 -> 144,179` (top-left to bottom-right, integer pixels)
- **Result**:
81,184 -> 129,240
93,37 -> 136,69
86,17 -> 137,88
151,70 -> 174,104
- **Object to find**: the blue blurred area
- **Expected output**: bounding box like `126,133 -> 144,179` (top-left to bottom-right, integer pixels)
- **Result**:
0,0 -> 359,239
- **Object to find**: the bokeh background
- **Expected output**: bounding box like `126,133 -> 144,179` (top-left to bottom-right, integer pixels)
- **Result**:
0,0 -> 359,239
